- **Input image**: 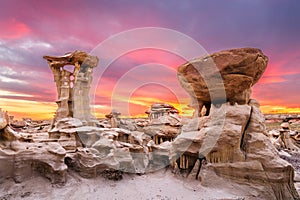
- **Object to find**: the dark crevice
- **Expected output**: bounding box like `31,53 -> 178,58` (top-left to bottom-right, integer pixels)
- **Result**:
240,106 -> 252,152
195,154 -> 206,180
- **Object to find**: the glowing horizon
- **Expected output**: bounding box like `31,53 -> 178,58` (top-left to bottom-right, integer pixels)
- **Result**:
2,97 -> 300,121
0,1 -> 299,120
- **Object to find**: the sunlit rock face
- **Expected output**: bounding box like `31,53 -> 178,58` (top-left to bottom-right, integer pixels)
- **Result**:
0,48 -> 299,199
0,109 -> 8,130
178,48 -> 268,117
175,48 -> 300,200
43,50 -> 99,126
0,111 -> 67,184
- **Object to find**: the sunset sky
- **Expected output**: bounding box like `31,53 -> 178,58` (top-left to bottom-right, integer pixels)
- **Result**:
0,0 -> 300,120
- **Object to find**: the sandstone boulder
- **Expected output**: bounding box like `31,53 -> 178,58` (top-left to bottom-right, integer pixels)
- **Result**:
171,100 -> 300,200
175,49 -> 299,199
178,48 -> 268,116
0,141 -> 67,184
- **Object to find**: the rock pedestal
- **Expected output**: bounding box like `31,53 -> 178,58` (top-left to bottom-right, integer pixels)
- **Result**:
43,50 -> 99,126
175,48 -> 300,200
178,48 -> 268,117
0,48 -> 299,199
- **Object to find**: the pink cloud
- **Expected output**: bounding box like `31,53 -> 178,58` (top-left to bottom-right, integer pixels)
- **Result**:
258,76 -> 287,84
262,50 -> 300,77
0,19 -> 30,39
0,0 -> 299,118
123,48 -> 188,68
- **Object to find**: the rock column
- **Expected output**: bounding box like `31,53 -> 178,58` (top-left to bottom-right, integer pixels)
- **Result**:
43,50 -> 99,126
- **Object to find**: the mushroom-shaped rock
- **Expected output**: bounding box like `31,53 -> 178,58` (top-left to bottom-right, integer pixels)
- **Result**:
178,48 -> 268,116
280,122 -> 290,130
105,110 -> 121,119
105,110 -> 121,128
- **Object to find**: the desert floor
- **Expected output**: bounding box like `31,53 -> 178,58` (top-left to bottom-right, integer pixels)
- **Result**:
0,167 -> 270,200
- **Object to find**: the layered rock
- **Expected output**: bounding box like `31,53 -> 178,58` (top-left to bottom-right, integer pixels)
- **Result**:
43,50 -> 99,126
175,48 -> 299,200
145,103 -> 179,122
178,48 -> 268,117
0,110 -> 67,184
171,101 -> 299,199
142,103 -> 182,146
49,118 -> 153,175
0,138 -> 67,184
1,48 -> 298,199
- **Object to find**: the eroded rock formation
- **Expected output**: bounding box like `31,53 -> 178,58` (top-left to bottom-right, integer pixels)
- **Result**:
105,110 -> 121,128
143,103 -> 181,145
178,48 -> 268,117
0,48 -> 299,199
43,50 -> 99,126
145,103 -> 179,121
174,48 -> 299,200
0,110 -> 67,184
172,100 -> 299,199
0,109 -> 9,130
269,122 -> 300,151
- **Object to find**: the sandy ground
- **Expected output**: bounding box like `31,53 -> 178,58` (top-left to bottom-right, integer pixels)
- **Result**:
1,154 -> 299,200
0,167 -> 264,200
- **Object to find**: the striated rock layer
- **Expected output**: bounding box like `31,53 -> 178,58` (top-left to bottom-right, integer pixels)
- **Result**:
175,47 -> 299,200
44,50 -> 99,126
0,140 -> 67,184
171,101 -> 299,199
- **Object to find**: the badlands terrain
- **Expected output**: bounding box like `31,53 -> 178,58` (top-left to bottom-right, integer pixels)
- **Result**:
0,48 -> 299,200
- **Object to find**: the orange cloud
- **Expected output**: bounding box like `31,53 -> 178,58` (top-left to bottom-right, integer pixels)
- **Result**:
258,76 -> 286,84
262,53 -> 300,78
0,98 -> 56,120
92,104 -> 112,118
93,82 -> 193,118
260,105 -> 300,114
125,85 -> 192,117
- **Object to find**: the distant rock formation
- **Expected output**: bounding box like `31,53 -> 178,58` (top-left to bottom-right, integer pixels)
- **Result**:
145,103 -> 179,120
0,109 -> 8,130
105,110 -> 121,128
143,103 -> 181,145
178,48 -> 268,117
269,122 -> 300,151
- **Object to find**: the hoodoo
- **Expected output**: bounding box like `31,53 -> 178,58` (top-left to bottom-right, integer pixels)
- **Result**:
178,48 -> 268,117
175,48 -> 299,200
